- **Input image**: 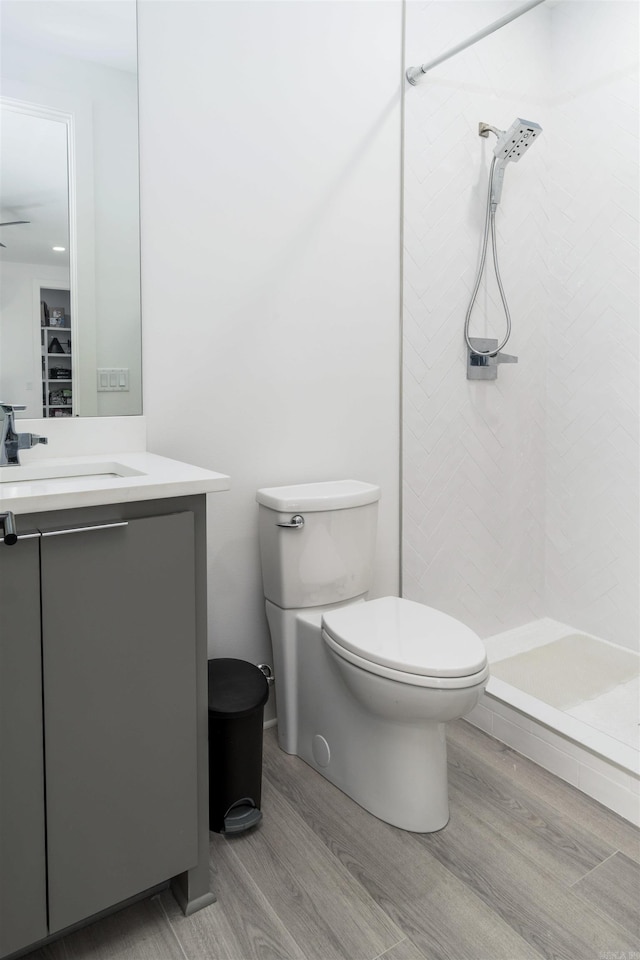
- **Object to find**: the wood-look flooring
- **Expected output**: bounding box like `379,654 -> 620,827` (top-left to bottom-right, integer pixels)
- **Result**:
26,721 -> 640,960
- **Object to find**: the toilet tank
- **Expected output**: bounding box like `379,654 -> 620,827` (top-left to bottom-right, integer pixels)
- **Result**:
256,480 -> 380,609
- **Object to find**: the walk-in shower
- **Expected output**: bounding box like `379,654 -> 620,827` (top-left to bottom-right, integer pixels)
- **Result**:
465,118 -> 542,378
403,0 -> 639,823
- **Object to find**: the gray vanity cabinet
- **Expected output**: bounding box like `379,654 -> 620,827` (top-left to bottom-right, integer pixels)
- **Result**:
0,506 -> 205,956
0,535 -> 48,958
41,511 -> 199,933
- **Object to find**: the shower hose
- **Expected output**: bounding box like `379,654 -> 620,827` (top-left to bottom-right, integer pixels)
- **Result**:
463,156 -> 512,358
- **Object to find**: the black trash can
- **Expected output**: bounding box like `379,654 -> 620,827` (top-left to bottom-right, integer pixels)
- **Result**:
207,658 -> 269,834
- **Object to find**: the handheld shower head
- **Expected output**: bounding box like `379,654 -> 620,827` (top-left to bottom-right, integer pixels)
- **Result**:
493,118 -> 542,163
482,117 -> 542,205
465,115 -> 542,368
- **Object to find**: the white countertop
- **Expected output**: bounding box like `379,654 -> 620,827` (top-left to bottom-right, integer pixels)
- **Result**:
0,452 -> 230,515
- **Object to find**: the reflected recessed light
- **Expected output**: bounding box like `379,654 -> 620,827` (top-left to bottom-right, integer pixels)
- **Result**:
52,246 -> 66,252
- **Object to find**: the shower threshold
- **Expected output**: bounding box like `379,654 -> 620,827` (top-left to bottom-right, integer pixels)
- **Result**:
467,618 -> 639,825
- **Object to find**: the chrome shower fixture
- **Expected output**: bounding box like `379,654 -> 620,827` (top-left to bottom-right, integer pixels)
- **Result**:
479,118 -> 542,206
464,116 -> 543,373
493,118 -> 542,162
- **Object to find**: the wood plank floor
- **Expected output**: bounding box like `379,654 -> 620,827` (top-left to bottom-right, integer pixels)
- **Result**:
25,721 -> 640,960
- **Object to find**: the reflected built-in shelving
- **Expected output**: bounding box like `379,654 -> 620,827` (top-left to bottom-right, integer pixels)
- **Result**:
40,287 -> 73,417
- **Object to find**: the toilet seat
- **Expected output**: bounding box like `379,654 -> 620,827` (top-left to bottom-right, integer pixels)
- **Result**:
323,631 -> 490,689
322,596 -> 489,689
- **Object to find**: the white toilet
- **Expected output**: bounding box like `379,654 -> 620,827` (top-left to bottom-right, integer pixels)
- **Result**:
256,479 -> 489,832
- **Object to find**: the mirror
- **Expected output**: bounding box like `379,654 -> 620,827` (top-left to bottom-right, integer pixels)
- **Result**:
0,0 -> 141,418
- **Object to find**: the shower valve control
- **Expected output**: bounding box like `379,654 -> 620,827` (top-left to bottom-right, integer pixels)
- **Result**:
467,338 -> 518,380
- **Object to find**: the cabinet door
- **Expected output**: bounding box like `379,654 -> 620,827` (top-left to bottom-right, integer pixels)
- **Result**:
0,535 -> 48,957
41,512 -> 199,933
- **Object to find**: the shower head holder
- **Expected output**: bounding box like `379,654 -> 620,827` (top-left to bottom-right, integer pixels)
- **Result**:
479,122 -> 502,139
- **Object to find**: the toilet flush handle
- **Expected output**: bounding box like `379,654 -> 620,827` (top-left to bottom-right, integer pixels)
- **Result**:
276,514 -> 305,529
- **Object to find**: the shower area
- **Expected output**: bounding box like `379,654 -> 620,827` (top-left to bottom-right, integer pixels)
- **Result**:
402,0 -> 639,822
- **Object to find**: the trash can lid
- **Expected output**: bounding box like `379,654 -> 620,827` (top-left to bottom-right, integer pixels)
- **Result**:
207,658 -> 269,719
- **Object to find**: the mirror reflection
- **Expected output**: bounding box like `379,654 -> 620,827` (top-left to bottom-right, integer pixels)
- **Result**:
0,0 -> 142,418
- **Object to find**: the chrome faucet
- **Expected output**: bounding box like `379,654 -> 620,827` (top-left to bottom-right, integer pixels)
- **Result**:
0,403 -> 48,466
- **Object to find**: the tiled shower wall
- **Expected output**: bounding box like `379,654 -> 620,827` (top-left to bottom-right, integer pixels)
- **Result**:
544,3 -> 639,649
402,1 -> 639,652
403,1 -> 550,638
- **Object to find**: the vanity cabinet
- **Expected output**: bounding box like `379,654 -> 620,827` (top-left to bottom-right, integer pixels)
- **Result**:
0,535 -> 48,957
0,502 -> 206,958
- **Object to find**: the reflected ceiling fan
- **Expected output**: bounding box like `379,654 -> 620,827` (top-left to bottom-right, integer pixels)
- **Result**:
0,220 -> 30,248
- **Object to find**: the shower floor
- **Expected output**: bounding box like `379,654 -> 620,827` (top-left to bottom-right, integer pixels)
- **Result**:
471,618 -> 639,824
485,619 -> 640,750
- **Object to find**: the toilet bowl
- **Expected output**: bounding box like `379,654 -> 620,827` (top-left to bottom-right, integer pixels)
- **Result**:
257,479 -> 489,832
322,596 -> 489,721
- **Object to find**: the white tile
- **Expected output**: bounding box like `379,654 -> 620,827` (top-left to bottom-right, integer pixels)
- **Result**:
403,2 -> 639,654
402,1 -> 639,825
482,693 -> 534,731
566,677 -> 640,750
492,716 -> 580,787
574,746 -> 636,789
577,764 -> 640,827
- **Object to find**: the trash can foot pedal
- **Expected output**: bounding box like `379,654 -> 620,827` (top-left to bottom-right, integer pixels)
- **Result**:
223,800 -> 262,834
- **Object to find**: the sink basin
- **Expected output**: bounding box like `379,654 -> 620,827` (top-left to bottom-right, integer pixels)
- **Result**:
0,460 -> 145,489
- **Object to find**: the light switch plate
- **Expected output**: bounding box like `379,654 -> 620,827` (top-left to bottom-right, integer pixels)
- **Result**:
97,368 -> 129,391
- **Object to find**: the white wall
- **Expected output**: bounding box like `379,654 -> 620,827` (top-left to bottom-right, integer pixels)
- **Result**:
403,1 -> 639,651
137,0 -> 403,702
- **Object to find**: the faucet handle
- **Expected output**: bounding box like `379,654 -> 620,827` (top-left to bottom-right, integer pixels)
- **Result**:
17,432 -> 48,451
0,511 -> 18,545
1,402 -> 26,415
467,337 -> 518,380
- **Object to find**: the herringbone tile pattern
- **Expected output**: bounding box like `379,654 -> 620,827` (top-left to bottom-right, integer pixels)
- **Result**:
402,1 -> 549,637
402,2 -> 639,648
543,4 -> 639,646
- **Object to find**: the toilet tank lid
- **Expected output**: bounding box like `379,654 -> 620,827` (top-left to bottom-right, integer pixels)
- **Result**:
256,479 -> 380,512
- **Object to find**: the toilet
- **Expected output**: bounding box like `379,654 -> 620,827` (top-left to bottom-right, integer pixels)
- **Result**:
256,479 -> 489,832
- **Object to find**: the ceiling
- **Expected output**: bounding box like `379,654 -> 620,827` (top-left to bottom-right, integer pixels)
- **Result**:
0,1 -> 137,74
